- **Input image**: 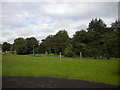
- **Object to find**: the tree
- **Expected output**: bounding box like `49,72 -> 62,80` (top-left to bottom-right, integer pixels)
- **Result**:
72,30 -> 93,57
73,30 -> 88,44
54,30 -> 70,54
72,42 -> 89,57
87,30 -> 101,45
40,35 -> 55,54
111,20 -> 120,58
2,18 -> 118,59
87,18 -> 106,34
104,27 -> 114,34
111,20 -> 120,33
14,37 -> 27,55
26,37 -> 39,54
2,42 -> 11,52
10,44 -> 16,54
100,33 -> 118,58
64,43 -> 75,57
39,40 -> 46,53
40,30 -> 70,55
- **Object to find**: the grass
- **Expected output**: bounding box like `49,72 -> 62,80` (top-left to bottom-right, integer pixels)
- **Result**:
2,53 -> 119,86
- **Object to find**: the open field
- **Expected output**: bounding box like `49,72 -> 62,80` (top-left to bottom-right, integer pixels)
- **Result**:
2,54 -> 119,86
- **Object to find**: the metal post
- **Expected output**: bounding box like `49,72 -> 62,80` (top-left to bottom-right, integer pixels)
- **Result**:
60,52 -> 62,64
80,52 -> 82,63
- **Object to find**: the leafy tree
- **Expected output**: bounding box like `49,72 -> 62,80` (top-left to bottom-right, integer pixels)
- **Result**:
64,44 -> 75,57
54,30 -> 70,54
73,30 -> 88,44
2,18 -> 118,59
87,18 -> 106,34
34,46 -> 40,54
111,20 -> 120,33
10,44 -> 16,54
26,37 -> 39,54
111,20 -> 120,58
14,37 -> 27,55
86,30 -> 96,43
72,42 -> 89,57
2,42 -> 11,52
15,44 -> 28,55
72,30 -> 93,57
39,40 -> 46,53
104,27 -> 114,34
39,35 -> 55,54
40,30 -> 70,55
100,33 -> 117,57
86,18 -> 118,59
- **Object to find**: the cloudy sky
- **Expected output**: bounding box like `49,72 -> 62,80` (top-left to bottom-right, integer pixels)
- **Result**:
1,1 -> 118,44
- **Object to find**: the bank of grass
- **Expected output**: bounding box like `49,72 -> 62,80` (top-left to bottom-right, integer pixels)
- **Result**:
2,53 -> 119,86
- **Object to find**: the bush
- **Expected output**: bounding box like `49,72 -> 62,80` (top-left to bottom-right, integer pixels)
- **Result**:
16,45 -> 28,55
64,45 -> 75,57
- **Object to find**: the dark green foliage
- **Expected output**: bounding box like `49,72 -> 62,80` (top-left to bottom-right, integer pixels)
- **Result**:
54,30 -> 70,54
111,20 -> 120,58
2,42 -> 11,52
73,30 -> 88,44
40,30 -> 70,55
12,37 -> 39,55
15,44 -> 28,55
39,41 -> 46,53
39,35 -> 55,54
2,18 -> 118,58
100,33 -> 118,57
34,46 -> 40,54
64,44 -> 75,57
14,37 -> 28,55
70,18 -> 118,59
26,37 -> 39,54
87,18 -> 106,34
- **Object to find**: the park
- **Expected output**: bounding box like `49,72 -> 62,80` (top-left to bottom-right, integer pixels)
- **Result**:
1,1 -> 120,87
2,53 -> 119,88
1,18 -> 120,88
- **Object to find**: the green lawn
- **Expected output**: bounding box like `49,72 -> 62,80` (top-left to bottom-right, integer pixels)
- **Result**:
2,53 -> 119,86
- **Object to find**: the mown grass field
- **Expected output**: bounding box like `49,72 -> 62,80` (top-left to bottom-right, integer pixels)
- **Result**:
2,53 -> 119,86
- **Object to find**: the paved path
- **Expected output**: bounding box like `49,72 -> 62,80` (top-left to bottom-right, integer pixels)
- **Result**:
2,76 -> 118,88
30,55 -> 107,60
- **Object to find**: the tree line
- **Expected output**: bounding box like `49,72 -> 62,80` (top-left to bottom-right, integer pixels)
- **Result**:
2,18 -> 120,59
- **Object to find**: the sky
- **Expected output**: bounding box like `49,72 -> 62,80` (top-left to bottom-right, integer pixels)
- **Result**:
1,0 -> 119,44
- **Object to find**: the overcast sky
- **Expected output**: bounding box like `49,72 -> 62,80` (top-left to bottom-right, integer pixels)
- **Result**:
1,1 -> 118,44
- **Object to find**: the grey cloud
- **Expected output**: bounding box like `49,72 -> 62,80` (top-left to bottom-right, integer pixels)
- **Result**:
1,2 -> 118,44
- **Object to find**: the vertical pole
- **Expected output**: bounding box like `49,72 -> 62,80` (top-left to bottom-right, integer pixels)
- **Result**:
33,46 -> 34,55
50,47 -> 51,55
80,52 -> 82,63
60,52 -> 62,64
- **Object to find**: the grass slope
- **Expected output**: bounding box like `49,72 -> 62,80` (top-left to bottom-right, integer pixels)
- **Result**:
2,54 -> 119,86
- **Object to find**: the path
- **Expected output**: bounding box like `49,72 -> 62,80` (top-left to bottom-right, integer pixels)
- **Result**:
30,55 -> 106,60
2,76 -> 118,88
